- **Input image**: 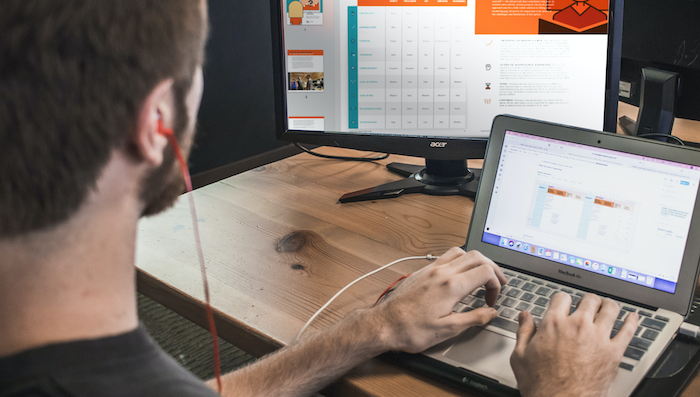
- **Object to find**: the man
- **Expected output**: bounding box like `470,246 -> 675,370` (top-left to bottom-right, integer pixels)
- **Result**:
0,1 -> 638,396
306,74 -> 313,90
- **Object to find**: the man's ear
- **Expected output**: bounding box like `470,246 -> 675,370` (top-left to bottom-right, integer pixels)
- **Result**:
132,79 -> 175,167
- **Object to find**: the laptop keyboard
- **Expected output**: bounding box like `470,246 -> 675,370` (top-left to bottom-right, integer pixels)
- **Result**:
452,270 -> 670,371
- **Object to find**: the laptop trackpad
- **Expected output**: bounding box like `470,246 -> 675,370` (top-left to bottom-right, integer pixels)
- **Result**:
444,327 -> 518,387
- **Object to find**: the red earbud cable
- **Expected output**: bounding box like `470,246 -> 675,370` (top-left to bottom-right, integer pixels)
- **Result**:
158,120 -> 223,393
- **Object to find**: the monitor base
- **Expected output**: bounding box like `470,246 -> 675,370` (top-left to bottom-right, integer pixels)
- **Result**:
619,115 -> 637,135
339,160 -> 481,203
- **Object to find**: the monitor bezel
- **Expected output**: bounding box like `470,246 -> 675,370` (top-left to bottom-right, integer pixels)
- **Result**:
270,0 -> 624,160
466,114 -> 700,316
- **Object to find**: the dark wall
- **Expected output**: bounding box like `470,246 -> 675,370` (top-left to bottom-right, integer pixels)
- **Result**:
620,0 -> 700,121
189,0 -> 288,176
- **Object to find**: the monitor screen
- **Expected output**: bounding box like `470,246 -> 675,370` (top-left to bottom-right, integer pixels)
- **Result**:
481,130 -> 700,294
275,0 -> 622,152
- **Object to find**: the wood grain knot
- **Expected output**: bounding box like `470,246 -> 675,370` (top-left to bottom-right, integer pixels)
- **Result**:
276,230 -> 317,253
291,264 -> 305,270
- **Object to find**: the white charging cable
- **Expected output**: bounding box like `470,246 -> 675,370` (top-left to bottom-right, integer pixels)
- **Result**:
680,322 -> 700,338
294,254 -> 440,342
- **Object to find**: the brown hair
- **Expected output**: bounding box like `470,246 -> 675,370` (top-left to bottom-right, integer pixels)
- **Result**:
0,0 -> 208,237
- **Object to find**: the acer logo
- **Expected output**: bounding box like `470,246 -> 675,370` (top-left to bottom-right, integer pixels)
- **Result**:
558,269 -> 582,279
430,142 -> 447,148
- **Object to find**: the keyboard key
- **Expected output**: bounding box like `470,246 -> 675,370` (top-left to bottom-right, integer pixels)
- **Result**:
569,305 -> 577,315
535,287 -> 552,296
531,306 -> 546,317
504,271 -> 516,277
506,289 -> 522,298
453,303 -> 465,312
517,275 -> 530,281
522,283 -> 537,292
472,299 -> 486,308
611,329 -> 618,338
533,317 -> 542,327
574,292 -> 584,297
635,326 -> 642,336
494,304 -> 501,311
630,337 -> 652,351
655,315 -> 670,322
617,310 -> 628,320
488,316 -> 520,333
623,306 -> 637,313
571,295 -> 581,305
531,280 -> 544,285
516,302 -> 531,312
534,297 -> 550,307
508,279 -> 523,287
639,310 -> 653,317
502,297 -> 517,308
500,308 -> 517,319
546,283 -> 559,289
613,320 -> 624,330
561,288 -> 573,294
474,289 -> 486,299
619,362 -> 635,371
642,329 -> 659,341
461,296 -> 475,305
641,318 -> 667,332
624,347 -> 645,361
521,292 -> 535,302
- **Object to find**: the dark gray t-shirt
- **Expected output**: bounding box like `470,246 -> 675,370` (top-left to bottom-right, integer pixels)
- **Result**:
0,326 -> 219,397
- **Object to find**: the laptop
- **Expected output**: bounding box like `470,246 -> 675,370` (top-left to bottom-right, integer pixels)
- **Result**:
395,115 -> 700,397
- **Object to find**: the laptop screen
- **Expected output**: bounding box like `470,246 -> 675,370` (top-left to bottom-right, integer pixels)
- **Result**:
482,130 -> 700,294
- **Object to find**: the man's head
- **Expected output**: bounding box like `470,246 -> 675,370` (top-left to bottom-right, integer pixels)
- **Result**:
0,0 -> 208,238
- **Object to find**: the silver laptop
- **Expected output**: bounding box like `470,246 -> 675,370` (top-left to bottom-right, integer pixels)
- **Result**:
422,115 -> 700,397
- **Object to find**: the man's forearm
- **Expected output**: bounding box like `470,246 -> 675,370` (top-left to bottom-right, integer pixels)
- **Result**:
215,308 -> 391,397
209,249 -> 507,396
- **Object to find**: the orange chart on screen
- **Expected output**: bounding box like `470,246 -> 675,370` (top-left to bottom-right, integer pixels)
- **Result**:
288,50 -> 324,56
475,0 -> 609,34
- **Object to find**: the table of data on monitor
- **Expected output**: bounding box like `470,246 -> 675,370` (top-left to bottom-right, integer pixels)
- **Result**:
348,5 -> 471,130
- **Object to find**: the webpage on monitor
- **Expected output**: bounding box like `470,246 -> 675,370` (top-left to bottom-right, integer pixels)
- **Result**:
283,0 -> 612,137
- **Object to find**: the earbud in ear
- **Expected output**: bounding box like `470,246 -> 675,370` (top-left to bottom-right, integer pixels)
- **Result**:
157,119 -> 174,137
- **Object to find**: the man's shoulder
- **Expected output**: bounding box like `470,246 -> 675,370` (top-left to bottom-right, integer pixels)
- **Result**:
0,326 -> 219,397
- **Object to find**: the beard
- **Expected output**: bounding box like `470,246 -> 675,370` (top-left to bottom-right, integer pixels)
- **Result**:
139,82 -> 196,217
139,156 -> 188,217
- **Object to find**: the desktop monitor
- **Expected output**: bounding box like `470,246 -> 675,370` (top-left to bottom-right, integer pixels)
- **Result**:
270,0 -> 624,203
618,0 -> 700,139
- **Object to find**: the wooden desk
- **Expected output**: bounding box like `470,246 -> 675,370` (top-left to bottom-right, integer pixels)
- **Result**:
137,150 -> 475,396
617,102 -> 700,144
136,106 -> 700,397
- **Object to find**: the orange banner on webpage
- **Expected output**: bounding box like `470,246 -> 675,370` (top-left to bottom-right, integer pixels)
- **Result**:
476,0 -> 609,34
358,0 -> 467,6
287,50 -> 324,56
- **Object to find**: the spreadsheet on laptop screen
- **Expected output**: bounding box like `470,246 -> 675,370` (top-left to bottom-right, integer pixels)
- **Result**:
482,131 -> 700,294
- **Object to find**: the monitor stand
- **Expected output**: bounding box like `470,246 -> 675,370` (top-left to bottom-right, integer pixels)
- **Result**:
619,67 -> 679,139
339,159 -> 481,203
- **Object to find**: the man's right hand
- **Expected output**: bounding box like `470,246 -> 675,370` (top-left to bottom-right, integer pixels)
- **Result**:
373,248 -> 507,354
510,292 -> 639,397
